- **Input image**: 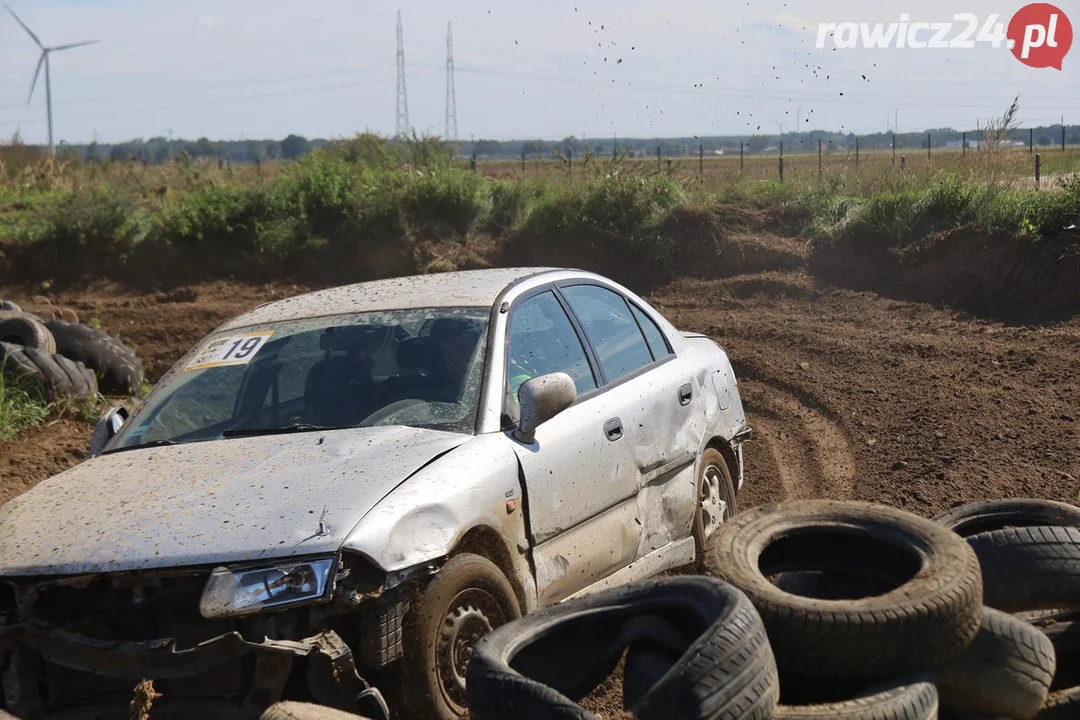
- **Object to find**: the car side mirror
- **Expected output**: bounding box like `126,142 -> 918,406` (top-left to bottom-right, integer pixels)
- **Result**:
89,406 -> 129,457
513,372 -> 577,445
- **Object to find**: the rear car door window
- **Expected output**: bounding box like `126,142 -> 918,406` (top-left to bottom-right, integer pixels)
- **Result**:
629,302 -> 672,361
506,291 -> 597,400
560,284 -> 654,384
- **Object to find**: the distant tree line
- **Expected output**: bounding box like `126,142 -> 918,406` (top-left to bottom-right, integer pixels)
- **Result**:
33,124 -> 1080,166
49,134 -> 324,165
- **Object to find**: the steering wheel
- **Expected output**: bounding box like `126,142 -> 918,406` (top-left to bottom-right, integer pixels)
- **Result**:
360,398 -> 430,426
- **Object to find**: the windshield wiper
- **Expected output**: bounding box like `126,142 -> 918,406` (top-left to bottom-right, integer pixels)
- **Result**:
102,439 -> 177,455
222,423 -> 345,438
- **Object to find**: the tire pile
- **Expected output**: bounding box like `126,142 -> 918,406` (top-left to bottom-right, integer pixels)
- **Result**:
465,497 -> 1080,720
0,301 -> 143,401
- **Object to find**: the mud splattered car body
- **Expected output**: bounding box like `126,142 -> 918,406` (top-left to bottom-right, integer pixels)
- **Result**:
0,268 -> 750,719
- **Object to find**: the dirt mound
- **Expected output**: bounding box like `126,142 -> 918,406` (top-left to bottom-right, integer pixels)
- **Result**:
714,233 -> 807,276
811,226 -> 1080,322
5,210 -> 1079,322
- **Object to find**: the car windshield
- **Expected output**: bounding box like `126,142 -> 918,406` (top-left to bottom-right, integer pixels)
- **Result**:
108,307 -> 490,451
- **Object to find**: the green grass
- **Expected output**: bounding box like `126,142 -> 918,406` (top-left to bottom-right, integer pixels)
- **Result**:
0,363 -> 109,443
0,373 -> 50,442
806,175 -> 1080,245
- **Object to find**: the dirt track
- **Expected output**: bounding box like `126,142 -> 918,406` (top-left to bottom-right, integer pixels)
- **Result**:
1,232 -> 1079,715
3,232 -> 1077,514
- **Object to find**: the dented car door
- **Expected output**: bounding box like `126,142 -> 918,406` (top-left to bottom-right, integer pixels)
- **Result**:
557,283 -> 708,559
501,288 -> 644,607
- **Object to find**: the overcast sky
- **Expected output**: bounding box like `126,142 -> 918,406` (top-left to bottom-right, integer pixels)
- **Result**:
0,0 -> 1076,144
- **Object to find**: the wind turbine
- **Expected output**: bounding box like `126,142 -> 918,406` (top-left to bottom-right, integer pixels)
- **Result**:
6,4 -> 99,155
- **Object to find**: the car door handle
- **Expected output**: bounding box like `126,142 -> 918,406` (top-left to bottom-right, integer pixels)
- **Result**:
678,383 -> 693,406
603,418 -> 623,441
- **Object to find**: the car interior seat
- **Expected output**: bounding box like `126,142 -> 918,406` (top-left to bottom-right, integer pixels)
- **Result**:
302,327 -> 380,425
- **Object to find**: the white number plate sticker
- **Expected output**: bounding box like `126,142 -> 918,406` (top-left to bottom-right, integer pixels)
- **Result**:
183,331 -> 274,371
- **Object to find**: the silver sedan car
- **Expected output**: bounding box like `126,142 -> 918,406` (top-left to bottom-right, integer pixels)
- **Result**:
0,267 -> 751,720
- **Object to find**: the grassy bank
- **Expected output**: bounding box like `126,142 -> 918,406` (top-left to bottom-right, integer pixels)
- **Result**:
0,134 -> 1076,282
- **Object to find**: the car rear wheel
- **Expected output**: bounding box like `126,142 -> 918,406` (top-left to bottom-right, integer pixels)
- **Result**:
399,553 -> 521,719
693,448 -> 737,566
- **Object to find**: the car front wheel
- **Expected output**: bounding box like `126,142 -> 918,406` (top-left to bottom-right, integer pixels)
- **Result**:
398,553 -> 521,719
693,448 -> 737,566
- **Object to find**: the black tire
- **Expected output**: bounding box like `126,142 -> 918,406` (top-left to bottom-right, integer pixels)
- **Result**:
1040,621 -> 1080,652
397,553 -> 521,720
260,702 -> 371,720
772,674 -> 938,720
0,301 -> 21,312
0,340 -> 40,381
0,342 -> 98,401
44,319 -> 143,396
466,576 -> 780,720
1038,686 -> 1080,718
935,607 -> 1055,719
704,499 -> 983,679
622,631 -> 681,711
934,499 -> 1080,537
1041,621 -> 1080,691
0,316 -> 56,354
771,572 -> 894,601
693,449 -> 737,568
967,526 -> 1080,613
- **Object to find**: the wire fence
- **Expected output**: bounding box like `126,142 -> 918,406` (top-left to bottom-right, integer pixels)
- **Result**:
468,133 -> 1080,194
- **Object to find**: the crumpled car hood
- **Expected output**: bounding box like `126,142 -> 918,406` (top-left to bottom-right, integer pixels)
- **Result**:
0,426 -> 469,576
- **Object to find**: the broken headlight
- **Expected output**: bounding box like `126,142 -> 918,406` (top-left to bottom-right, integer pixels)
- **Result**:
199,557 -> 335,619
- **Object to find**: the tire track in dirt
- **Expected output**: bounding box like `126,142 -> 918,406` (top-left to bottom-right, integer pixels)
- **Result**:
735,371 -> 857,507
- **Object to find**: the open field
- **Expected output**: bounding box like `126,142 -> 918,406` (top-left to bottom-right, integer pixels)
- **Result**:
473,146 -> 1080,193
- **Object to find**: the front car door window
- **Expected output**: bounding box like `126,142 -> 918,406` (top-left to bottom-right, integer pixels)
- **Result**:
505,290 -> 597,404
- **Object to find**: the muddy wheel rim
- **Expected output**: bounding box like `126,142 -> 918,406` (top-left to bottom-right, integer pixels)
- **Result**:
700,463 -> 729,540
437,588 -> 506,711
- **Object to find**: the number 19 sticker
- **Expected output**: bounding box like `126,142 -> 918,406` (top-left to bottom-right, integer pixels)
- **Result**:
183,331 -> 274,371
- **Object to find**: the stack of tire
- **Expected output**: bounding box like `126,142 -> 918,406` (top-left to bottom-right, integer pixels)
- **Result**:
464,497 -> 1080,720
0,300 -> 143,402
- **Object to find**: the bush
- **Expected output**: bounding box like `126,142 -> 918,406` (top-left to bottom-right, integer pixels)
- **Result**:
273,152 -> 359,238
400,166 -> 487,236
162,185 -> 275,251
487,180 -> 551,232
322,133 -> 401,168
522,174 -> 685,238
25,185 -> 139,250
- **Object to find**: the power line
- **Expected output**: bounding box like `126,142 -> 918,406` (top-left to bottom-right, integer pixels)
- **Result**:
0,64 -> 398,114
0,71 -> 416,129
411,62 -> 1080,113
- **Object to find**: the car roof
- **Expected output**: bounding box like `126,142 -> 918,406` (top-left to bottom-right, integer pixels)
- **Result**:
217,267 -> 565,330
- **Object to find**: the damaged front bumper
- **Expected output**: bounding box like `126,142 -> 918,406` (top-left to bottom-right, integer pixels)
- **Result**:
0,620 -> 389,720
